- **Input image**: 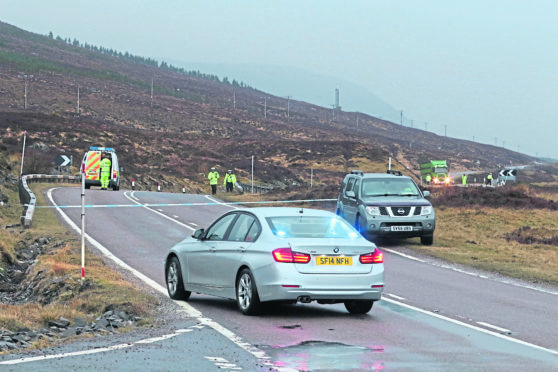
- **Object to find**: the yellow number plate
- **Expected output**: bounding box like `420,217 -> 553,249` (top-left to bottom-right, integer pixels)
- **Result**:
317,256 -> 353,266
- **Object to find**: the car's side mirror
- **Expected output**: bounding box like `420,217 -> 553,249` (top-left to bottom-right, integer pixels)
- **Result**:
423,190 -> 430,197
345,190 -> 356,198
192,228 -> 205,240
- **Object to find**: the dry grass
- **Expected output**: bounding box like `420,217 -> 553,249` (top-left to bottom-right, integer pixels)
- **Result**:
0,183 -> 159,338
407,205 -> 558,285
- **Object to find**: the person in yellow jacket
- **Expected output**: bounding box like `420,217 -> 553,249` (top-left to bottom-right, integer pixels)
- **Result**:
224,169 -> 237,192
100,156 -> 111,190
208,167 -> 219,195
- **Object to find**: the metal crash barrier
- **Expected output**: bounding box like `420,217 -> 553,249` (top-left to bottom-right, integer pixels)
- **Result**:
19,174 -> 81,228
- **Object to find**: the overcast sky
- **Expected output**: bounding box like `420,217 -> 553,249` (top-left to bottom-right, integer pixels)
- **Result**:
2,0 -> 557,159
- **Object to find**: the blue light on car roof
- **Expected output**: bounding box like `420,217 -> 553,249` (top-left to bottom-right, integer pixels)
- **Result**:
89,146 -> 114,151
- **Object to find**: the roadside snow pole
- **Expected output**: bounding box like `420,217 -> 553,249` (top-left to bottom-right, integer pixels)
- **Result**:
131,178 -> 135,190
20,130 -> 27,178
81,170 -> 86,281
388,157 -> 392,170
158,182 -> 161,192
182,184 -> 186,193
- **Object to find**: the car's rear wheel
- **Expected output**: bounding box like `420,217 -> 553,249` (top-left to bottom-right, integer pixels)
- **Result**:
236,269 -> 262,315
344,300 -> 374,314
421,235 -> 434,245
166,256 -> 191,301
85,184 -> 91,189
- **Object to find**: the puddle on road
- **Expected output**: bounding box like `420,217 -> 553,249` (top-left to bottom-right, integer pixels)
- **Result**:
259,340 -> 385,371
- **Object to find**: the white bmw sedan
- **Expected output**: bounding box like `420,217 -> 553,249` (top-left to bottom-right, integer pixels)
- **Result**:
165,207 -> 384,315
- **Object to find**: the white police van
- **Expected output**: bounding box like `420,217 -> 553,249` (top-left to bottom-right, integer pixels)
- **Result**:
81,147 -> 120,190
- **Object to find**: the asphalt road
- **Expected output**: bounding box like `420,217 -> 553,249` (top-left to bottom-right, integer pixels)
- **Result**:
2,187 -> 558,371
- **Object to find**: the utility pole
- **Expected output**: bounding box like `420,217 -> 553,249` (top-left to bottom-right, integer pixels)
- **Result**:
76,85 -> 80,116
18,74 -> 34,110
400,110 -> 403,125
233,89 -> 236,109
310,169 -> 313,188
444,124 -> 448,137
150,77 -> 154,108
356,112 -> 359,128
286,95 -> 291,119
261,97 -> 269,118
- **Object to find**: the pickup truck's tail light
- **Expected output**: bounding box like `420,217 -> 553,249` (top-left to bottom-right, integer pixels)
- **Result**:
272,248 -> 311,264
360,248 -> 383,264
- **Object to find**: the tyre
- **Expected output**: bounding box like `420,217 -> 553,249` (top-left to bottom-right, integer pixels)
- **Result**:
166,256 -> 191,301
85,184 -> 91,189
344,300 -> 374,314
355,214 -> 366,235
421,235 -> 434,246
236,269 -> 262,315
112,185 -> 120,191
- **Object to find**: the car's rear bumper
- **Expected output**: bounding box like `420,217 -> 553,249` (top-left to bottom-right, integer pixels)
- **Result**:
254,266 -> 384,303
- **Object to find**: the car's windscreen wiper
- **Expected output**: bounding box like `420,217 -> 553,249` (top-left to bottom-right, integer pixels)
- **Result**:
367,193 -> 398,197
399,193 -> 419,196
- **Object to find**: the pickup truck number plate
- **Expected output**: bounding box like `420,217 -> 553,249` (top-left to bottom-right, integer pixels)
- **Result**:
391,226 -> 413,232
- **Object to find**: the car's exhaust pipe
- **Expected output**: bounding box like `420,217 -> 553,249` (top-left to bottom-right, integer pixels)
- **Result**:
297,296 -> 312,303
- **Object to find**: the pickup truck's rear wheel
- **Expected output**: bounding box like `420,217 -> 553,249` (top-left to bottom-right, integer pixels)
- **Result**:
421,235 -> 434,245
355,214 -> 366,235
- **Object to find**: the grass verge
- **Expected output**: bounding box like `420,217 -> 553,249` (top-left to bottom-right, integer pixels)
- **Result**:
406,202 -> 558,286
0,183 -> 160,350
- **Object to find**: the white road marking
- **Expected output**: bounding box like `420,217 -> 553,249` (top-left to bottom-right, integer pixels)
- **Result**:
383,248 -> 426,262
205,356 -> 243,370
206,194 -> 241,209
385,293 -> 406,301
382,297 -> 558,356
173,215 -> 180,218
0,329 -> 192,365
45,188 -> 294,372
383,248 -> 558,296
476,321 -> 512,334
123,192 -> 195,231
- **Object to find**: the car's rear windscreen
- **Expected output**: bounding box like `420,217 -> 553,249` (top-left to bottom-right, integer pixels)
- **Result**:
266,216 -> 358,238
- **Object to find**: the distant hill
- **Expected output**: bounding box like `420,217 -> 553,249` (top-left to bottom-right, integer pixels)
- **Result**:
165,62 -> 402,123
0,20 -> 542,192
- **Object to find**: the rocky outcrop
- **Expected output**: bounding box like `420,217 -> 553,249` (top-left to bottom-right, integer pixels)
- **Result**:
0,309 -> 142,351
0,236 -> 143,353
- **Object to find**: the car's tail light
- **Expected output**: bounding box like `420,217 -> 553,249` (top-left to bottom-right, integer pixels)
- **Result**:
272,248 -> 311,264
360,248 -> 383,264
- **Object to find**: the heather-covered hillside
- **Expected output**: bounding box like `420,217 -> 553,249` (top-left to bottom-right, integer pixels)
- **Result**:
0,21 -> 543,192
